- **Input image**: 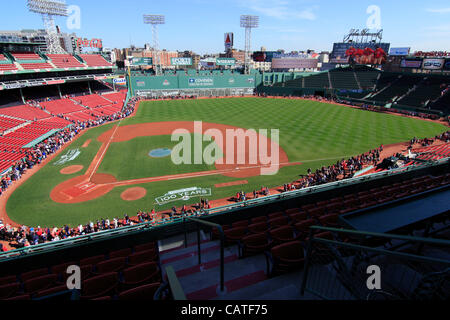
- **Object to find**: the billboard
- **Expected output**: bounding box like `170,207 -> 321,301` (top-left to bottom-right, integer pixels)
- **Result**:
216,58 -> 236,66
76,38 -> 103,49
171,57 -> 193,66
271,58 -> 318,69
224,33 -> 234,51
389,47 -> 410,56
113,77 -> 127,85
131,57 -> 153,66
400,58 -> 423,68
422,58 -> 445,70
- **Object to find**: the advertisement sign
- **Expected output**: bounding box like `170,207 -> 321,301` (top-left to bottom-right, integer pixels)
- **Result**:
400,58 -> 423,68
271,58 -> 318,69
155,187 -> 212,205
113,77 -> 127,85
225,33 -> 234,51
76,38 -> 103,49
171,57 -> 193,66
188,78 -> 214,87
131,57 -> 153,66
216,58 -> 236,66
389,47 -> 411,56
422,58 -> 445,70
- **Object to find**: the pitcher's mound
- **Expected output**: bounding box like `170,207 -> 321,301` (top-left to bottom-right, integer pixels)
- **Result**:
121,187 -> 147,201
60,165 -> 83,175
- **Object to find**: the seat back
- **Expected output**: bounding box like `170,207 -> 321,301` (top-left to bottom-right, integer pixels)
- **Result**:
109,248 -> 132,259
271,241 -> 304,261
96,257 -> 127,274
118,283 -> 161,300
81,272 -> 118,299
24,274 -> 58,294
122,262 -> 159,284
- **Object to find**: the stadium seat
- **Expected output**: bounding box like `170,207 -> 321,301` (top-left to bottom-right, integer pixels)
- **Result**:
95,257 -> 127,274
34,285 -> 69,299
5,294 -> 31,301
289,212 -> 309,223
80,255 -> 105,267
133,242 -> 157,253
293,219 -> 316,239
232,220 -> 249,229
268,216 -> 289,229
251,216 -> 268,224
319,214 -> 340,227
268,211 -> 285,220
23,274 -> 59,295
0,282 -> 21,299
248,222 -> 269,235
120,262 -> 161,291
267,241 -> 305,277
285,208 -> 302,216
127,249 -> 158,266
224,227 -> 248,246
21,268 -> 49,282
109,248 -> 132,259
238,233 -> 272,258
0,275 -> 17,286
269,226 -> 301,246
118,283 -> 161,300
81,272 -> 118,300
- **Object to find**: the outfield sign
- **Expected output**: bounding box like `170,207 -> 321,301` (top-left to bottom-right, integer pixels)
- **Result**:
155,187 -> 212,205
188,78 -> 214,87
171,57 -> 193,66
113,77 -> 127,85
131,57 -> 153,66
54,149 -> 81,166
216,58 -> 236,66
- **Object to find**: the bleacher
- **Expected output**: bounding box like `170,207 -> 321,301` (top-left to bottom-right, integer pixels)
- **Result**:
431,91 -> 450,113
329,69 -> 359,90
75,94 -> 111,108
79,54 -> 113,68
0,64 -> 18,72
303,72 -> 330,89
370,74 -> 422,103
0,116 -> 25,133
47,54 -> 85,69
10,52 -> 42,61
399,80 -> 446,108
0,105 -> 50,121
40,99 -> 86,115
413,143 -> 450,161
354,68 -> 380,90
20,62 -> 54,70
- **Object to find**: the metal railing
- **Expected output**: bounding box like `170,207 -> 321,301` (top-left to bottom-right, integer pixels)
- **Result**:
301,226 -> 450,300
183,216 -> 226,293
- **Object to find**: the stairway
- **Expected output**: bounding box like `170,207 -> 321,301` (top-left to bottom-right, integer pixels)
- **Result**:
158,232 -> 316,300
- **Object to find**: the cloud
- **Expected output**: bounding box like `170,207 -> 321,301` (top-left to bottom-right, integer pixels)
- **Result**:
237,0 -> 318,21
426,7 -> 450,14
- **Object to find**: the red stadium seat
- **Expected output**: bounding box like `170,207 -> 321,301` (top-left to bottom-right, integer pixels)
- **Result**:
224,227 -> 248,246
268,211 -> 285,220
80,255 -> 105,267
109,248 -> 132,259
248,222 -> 269,235
239,233 -> 272,258
0,275 -> 17,286
133,242 -> 157,253
21,268 -> 49,282
23,274 -> 59,295
128,249 -> 158,266
289,212 -> 309,223
95,257 -> 127,274
81,272 -> 118,300
269,226 -> 301,245
232,220 -> 249,229
268,241 -> 305,276
118,283 -> 161,300
268,216 -> 289,229
120,262 -> 161,291
251,216 -> 267,224
0,282 -> 21,299
34,285 -> 69,299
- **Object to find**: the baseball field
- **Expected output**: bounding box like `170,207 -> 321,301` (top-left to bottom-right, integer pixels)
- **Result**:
5,98 -> 448,227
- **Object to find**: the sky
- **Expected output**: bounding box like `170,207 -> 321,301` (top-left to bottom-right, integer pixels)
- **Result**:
1,0 -> 450,54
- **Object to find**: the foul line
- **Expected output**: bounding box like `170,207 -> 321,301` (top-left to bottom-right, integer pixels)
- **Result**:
88,121 -> 122,181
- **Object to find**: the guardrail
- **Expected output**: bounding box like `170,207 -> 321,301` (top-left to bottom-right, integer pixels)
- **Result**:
0,158 -> 448,261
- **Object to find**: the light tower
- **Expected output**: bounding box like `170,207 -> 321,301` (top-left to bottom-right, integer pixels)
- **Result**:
27,0 -> 68,54
143,14 -> 165,76
240,15 -> 259,74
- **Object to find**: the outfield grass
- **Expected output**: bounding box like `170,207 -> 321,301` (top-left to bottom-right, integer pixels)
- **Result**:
6,98 -> 448,227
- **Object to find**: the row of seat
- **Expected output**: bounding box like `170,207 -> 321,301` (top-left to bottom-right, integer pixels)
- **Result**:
0,241 -> 159,300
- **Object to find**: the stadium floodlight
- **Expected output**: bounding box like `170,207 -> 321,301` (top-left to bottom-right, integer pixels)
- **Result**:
240,15 -> 259,74
144,14 -> 166,76
27,0 -> 68,54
